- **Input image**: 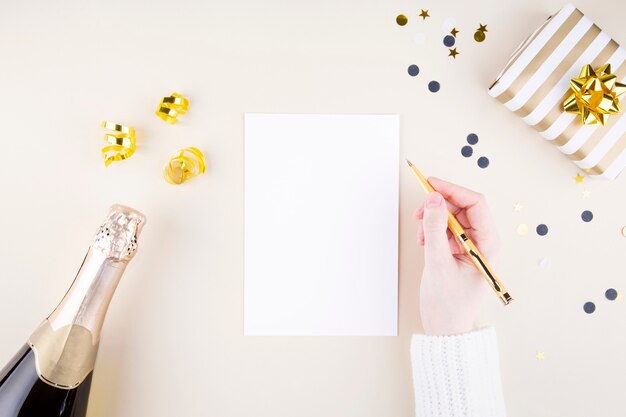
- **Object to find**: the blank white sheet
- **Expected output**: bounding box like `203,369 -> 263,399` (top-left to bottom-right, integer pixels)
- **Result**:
244,114 -> 399,336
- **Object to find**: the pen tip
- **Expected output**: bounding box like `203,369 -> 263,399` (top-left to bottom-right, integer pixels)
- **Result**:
405,159 -> 413,167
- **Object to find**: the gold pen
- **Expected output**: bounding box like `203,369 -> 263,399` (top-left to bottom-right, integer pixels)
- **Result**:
406,160 -> 513,306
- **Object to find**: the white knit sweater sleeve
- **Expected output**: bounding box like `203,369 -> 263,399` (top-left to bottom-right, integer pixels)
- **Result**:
410,327 -> 506,417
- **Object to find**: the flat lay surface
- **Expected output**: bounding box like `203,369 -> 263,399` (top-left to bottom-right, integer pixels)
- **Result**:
0,0 -> 625,416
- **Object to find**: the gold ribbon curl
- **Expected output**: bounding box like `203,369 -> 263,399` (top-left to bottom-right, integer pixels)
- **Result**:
563,64 -> 626,125
101,121 -> 136,167
155,92 -> 189,124
164,147 -> 206,184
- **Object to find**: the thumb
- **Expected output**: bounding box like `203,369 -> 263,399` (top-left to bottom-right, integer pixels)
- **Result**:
422,192 -> 452,264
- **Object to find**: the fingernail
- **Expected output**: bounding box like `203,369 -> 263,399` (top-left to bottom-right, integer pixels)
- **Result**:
426,193 -> 442,207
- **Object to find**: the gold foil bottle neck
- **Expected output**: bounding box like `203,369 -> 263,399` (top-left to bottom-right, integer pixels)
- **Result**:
28,204 -> 146,389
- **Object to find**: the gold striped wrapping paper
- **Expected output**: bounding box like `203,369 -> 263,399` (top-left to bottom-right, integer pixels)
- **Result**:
488,3 -> 626,179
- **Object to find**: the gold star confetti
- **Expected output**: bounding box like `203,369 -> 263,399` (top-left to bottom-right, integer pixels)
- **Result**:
582,188 -> 591,198
419,9 -> 430,20
516,224 -> 529,236
448,47 -> 459,58
575,173 -> 585,183
513,202 -> 523,212
478,24 -> 488,32
396,14 -> 408,26
450,27 -> 460,37
535,351 -> 546,360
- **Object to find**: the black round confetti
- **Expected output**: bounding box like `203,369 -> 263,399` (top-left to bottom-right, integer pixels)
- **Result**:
467,133 -> 479,145
536,224 -> 549,236
461,146 -> 473,157
443,35 -> 456,47
581,210 -> 593,222
605,288 -> 618,301
407,64 -> 419,77
583,301 -> 596,314
477,156 -> 489,168
428,81 -> 440,92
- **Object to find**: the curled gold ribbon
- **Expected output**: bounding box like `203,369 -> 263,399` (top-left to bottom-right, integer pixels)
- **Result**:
101,121 -> 136,166
164,147 -> 206,184
155,92 -> 189,124
563,64 -> 626,125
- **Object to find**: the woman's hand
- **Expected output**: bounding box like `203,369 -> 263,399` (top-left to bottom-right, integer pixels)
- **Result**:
415,177 -> 501,336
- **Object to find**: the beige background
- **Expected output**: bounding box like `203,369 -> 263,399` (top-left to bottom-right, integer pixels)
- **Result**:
0,0 -> 625,416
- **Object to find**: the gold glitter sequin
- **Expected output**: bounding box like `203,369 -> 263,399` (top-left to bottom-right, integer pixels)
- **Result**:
164,147 -> 206,184
156,92 -> 189,124
101,121 -> 136,167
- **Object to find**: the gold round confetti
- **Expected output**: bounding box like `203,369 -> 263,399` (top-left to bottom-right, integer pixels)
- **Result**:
474,30 -> 486,42
516,223 -> 529,236
396,14 -> 408,26
621,226 -> 626,237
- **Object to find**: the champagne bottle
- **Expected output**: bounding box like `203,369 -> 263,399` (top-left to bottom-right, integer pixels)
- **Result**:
0,205 -> 146,417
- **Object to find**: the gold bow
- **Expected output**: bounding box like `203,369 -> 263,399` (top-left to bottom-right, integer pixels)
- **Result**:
563,64 -> 626,125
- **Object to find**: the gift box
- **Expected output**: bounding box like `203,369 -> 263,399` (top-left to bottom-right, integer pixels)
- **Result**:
488,3 -> 626,179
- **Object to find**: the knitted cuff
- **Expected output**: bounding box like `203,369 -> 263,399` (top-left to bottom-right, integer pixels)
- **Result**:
410,327 -> 506,417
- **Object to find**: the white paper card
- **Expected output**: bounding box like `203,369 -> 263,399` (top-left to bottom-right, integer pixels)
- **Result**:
244,114 -> 399,336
